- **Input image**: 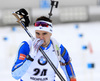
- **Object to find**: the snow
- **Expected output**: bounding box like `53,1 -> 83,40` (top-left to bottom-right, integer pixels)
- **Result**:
0,21 -> 100,81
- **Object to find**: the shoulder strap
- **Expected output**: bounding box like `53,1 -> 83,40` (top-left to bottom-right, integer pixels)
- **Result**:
51,37 -> 61,61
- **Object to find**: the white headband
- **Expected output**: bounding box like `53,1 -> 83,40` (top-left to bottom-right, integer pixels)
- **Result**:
34,21 -> 53,34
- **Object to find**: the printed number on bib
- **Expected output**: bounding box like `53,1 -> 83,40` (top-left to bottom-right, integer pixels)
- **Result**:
33,68 -> 47,76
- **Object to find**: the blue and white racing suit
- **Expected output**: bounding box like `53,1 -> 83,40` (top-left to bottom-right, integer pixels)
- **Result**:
11,39 -> 75,81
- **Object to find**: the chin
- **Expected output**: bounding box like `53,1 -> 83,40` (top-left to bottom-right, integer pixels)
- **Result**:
42,43 -> 46,46
42,43 -> 48,47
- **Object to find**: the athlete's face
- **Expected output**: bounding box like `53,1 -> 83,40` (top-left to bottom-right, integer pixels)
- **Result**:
35,30 -> 52,47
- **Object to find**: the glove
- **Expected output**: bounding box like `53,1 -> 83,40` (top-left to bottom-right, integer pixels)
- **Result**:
33,38 -> 44,53
70,77 -> 76,81
15,8 -> 30,27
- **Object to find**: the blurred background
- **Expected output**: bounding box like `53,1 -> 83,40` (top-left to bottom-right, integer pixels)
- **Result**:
0,0 -> 100,81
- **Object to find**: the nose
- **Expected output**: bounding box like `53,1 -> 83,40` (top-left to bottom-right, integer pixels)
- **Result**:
39,35 -> 44,40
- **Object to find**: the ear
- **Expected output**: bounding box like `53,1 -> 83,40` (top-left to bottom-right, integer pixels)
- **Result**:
50,33 -> 52,36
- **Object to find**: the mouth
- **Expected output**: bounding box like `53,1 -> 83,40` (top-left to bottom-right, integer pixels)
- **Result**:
42,42 -> 46,46
41,41 -> 49,47
41,40 -> 50,47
